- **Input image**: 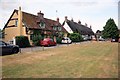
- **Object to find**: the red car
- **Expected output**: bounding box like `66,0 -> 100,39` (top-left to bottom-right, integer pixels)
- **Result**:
40,38 -> 56,46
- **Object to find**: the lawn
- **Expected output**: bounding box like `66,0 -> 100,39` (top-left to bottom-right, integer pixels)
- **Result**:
1,41 -> 118,78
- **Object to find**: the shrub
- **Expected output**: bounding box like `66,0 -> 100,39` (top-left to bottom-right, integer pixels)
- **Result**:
50,36 -> 62,44
69,33 -> 83,42
56,37 -> 62,44
32,34 -> 42,46
16,36 -> 30,48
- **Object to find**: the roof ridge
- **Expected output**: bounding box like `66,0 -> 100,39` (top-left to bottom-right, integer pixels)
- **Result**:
15,9 -> 37,17
44,18 -> 57,22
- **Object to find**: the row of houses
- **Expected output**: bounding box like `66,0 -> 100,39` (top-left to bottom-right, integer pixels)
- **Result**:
2,7 -> 94,45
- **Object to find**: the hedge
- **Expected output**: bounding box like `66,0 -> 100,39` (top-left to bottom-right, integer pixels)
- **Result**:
69,33 -> 83,42
15,36 -> 30,48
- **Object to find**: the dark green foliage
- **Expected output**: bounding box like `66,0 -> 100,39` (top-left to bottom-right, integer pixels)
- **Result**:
69,33 -> 83,42
32,30 -> 43,46
102,18 -> 119,39
32,34 -> 42,46
16,36 -> 30,48
50,36 -> 62,44
56,37 -> 62,44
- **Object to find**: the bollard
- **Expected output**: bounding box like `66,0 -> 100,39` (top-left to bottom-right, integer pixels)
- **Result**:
19,48 -> 21,53
42,46 -> 44,51
31,47 -> 33,52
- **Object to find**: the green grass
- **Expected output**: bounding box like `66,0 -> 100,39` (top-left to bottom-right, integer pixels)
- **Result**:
2,41 -> 118,78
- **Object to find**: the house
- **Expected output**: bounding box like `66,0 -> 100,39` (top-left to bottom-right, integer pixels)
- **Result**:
95,30 -> 102,41
62,16 -> 94,40
2,7 -> 67,44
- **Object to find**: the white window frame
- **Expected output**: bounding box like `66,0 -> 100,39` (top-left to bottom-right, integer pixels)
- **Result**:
15,20 -> 18,26
39,22 -> 45,28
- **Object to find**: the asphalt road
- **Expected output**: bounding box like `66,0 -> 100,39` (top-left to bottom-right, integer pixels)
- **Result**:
20,41 -> 91,53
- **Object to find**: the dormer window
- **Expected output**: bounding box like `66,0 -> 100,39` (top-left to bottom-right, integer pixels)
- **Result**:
39,22 -> 45,28
58,27 -> 62,31
53,26 -> 57,30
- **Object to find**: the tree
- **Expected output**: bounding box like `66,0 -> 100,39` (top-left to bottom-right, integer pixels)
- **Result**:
102,18 -> 119,39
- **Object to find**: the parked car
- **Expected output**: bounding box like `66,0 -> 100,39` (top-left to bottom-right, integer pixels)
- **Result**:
0,41 -> 19,56
61,37 -> 72,44
92,36 -> 96,41
111,38 -> 118,42
99,37 -> 105,41
83,37 -> 88,41
40,38 -> 56,46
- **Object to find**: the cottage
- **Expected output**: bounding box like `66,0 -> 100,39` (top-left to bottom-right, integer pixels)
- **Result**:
62,16 -> 94,40
3,7 -> 67,44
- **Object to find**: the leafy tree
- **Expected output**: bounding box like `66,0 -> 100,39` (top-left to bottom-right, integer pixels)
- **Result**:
102,18 -> 119,38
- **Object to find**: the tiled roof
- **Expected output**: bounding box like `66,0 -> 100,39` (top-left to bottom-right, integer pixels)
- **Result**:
4,9 -> 67,33
21,10 -> 67,32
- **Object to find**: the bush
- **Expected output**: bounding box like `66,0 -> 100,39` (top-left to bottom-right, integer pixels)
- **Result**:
16,36 -> 30,48
56,37 -> 62,44
32,34 -> 42,46
69,33 -> 83,42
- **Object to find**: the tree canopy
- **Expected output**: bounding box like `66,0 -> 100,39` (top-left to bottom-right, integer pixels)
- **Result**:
102,18 -> 119,38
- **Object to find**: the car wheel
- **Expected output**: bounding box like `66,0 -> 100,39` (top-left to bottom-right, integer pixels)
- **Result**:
12,48 -> 19,53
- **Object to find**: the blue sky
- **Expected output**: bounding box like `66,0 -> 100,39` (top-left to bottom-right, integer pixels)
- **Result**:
0,0 -> 119,32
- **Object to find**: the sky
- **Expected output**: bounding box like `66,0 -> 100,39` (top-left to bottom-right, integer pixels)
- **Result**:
0,0 -> 119,32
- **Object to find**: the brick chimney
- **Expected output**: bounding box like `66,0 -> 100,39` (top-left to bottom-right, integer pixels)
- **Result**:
90,25 -> 92,29
37,11 -> 44,20
71,18 -> 74,22
78,20 -> 81,24
65,16 -> 68,22
56,17 -> 59,23
85,23 -> 87,27
18,6 -> 23,36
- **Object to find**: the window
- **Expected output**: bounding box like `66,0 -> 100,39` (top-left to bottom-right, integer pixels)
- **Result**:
30,34 -> 33,40
1,32 -> 5,38
58,27 -> 62,31
0,41 -> 7,46
39,22 -> 45,28
15,20 -> 18,26
53,26 -> 57,30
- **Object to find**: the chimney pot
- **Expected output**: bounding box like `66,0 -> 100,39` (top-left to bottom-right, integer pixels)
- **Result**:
78,20 -> 81,24
19,6 -> 21,11
57,17 -> 59,22
71,18 -> 74,22
65,16 -> 68,21
90,25 -> 92,29
37,10 -> 44,19
85,23 -> 87,27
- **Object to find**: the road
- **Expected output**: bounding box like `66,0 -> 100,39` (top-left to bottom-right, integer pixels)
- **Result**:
20,41 -> 91,53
